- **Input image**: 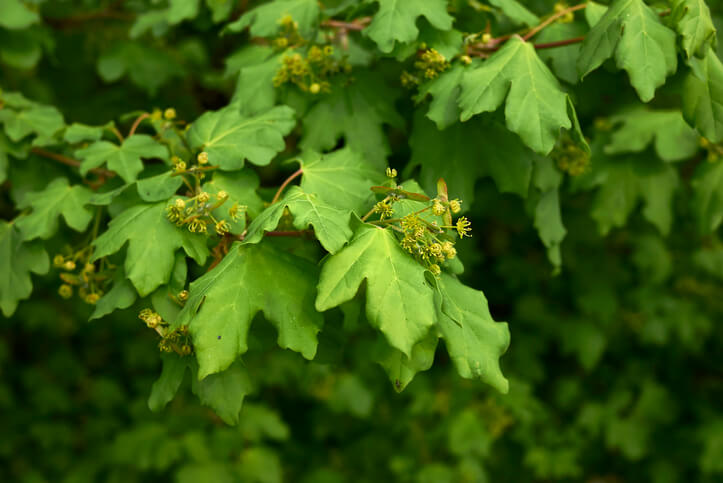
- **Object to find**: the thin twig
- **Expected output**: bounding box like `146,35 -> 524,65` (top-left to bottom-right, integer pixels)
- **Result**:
128,113 -> 150,137
321,17 -> 371,31
264,230 -> 312,237
534,36 -> 586,50
31,147 -> 115,177
523,3 -> 588,41
271,168 -> 303,204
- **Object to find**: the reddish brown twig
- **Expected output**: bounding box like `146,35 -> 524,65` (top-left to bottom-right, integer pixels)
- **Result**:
321,17 -> 371,32
271,168 -> 303,204
128,113 -> 150,137
31,147 -> 115,178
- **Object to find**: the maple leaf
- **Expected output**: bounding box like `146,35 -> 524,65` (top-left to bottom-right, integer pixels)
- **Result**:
186,106 -> 295,170
16,177 -> 94,240
316,221 -> 437,356
1,104 -> 64,146
300,74 -> 403,169
363,0 -> 453,53
670,0 -> 717,59
459,36 -> 573,154
297,148 -> 385,213
489,0 -> 539,27
435,273 -> 510,393
244,186 -> 353,254
0,221 -> 49,317
532,157 -> 566,269
577,0 -> 677,102
75,134 -> 169,183
683,48 -> 723,143
604,107 -> 699,162
374,334 -> 438,392
176,243 -> 323,379
91,201 -> 209,296
136,171 -> 183,202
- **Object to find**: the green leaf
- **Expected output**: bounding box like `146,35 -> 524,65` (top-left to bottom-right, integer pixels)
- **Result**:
532,158 -> 566,269
416,64 -> 464,130
459,36 -> 573,154
489,0 -> 539,27
91,202 -> 209,296
0,130 -> 28,184
206,0 -> 234,22
691,159 -> 723,233
683,48 -> 723,143
96,41 -> 184,95
177,243 -> 322,379
298,148 -> 385,213
374,333 -> 438,392
75,135 -> 169,183
1,105 -> 64,145
244,186 -> 353,254
227,0 -> 320,38
409,114 -> 533,206
316,221 -> 436,356
577,0 -> 677,102
228,46 -> 280,115
0,0 -> 40,30
63,123 -> 105,144
0,221 -> 49,317
187,106 -> 295,170
670,0 -> 717,59
300,74 -> 403,168
16,177 -> 94,240
536,22 -> 587,85
136,171 -> 183,202
191,360 -> 253,425
168,0 -> 200,24
202,169 -> 265,234
90,269 -> 137,321
604,107 -> 699,162
435,273 -> 510,393
590,157 -> 679,235
363,0 -> 453,53
148,353 -> 190,412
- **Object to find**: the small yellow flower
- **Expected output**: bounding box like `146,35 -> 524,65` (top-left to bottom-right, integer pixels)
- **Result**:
429,264 -> 441,276
449,199 -> 462,214
84,293 -> 100,305
229,202 -> 244,221
63,260 -> 76,271
181,344 -> 192,355
53,255 -> 65,267
429,243 -> 443,260
374,201 -> 394,219
455,217 -> 472,238
215,220 -> 231,236
83,263 -> 95,273
197,151 -> 209,165
178,290 -> 189,302
386,167 -> 398,178
309,83 -> 321,94
173,160 -> 186,173
432,200 -> 446,216
442,241 -> 457,259
197,192 -> 210,204
188,219 -> 207,233
163,108 -> 176,120
174,198 -> 186,210
146,313 -> 162,329
139,308 -> 153,321
216,190 -> 228,201
58,284 -> 73,299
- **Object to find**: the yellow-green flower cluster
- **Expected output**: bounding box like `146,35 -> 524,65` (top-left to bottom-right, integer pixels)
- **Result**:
272,15 -> 305,49
166,190 -> 244,236
554,137 -> 590,176
700,137 -> 723,162
401,47 -> 450,88
54,254 -> 104,304
273,45 -> 349,94
139,309 -> 193,355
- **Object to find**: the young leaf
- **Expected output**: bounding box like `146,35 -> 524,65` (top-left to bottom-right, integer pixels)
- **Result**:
691,159 -> 723,234
16,177 -> 94,240
75,135 -> 169,183
683,48 -> 723,143
0,221 -> 49,317
604,108 -> 699,162
187,106 -> 295,170
435,273 -> 510,394
577,0 -> 677,102
297,148 -> 385,213
92,202 -> 209,296
191,360 -> 253,425
670,0 -> 717,59
244,186 -> 353,254
176,243 -> 323,379
226,0 -> 320,38
316,221 -> 437,357
459,36 -> 573,154
363,0 -> 453,53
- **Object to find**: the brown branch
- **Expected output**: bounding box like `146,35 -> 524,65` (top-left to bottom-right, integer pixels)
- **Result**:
264,230 -> 312,237
128,113 -> 150,137
523,3 -> 588,41
31,147 -> 115,178
44,1 -> 133,29
533,36 -> 586,50
321,17 -> 371,32
271,168 -> 303,204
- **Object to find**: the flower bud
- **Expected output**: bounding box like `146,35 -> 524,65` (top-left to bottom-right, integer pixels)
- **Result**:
197,151 -> 209,164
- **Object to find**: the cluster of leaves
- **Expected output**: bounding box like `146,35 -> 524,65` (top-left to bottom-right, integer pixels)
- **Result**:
1,0 -> 723,481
